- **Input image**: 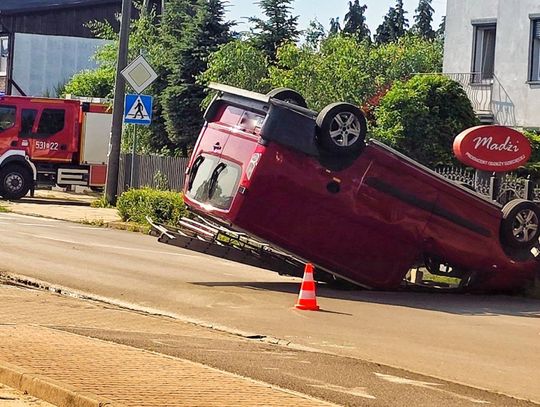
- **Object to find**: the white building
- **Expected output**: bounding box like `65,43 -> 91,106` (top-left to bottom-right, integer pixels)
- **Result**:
443,0 -> 540,128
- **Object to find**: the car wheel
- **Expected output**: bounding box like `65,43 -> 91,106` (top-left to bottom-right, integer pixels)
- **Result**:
267,88 -> 307,108
500,199 -> 540,249
0,165 -> 32,200
316,102 -> 367,155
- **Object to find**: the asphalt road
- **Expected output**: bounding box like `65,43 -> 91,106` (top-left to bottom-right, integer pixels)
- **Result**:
1,212 -> 539,405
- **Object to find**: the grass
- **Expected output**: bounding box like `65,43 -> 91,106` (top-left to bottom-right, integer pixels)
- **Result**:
79,218 -> 105,227
90,195 -> 114,208
0,204 -> 10,213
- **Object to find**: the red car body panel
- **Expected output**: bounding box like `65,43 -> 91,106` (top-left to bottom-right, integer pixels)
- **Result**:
183,88 -> 539,291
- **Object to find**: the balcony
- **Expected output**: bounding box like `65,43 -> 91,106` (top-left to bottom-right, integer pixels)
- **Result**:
443,72 -> 495,123
441,73 -> 516,126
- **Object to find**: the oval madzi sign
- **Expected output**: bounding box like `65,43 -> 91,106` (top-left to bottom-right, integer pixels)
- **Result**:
453,126 -> 532,172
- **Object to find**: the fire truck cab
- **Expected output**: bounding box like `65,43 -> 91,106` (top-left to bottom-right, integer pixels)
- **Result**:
0,95 -> 112,199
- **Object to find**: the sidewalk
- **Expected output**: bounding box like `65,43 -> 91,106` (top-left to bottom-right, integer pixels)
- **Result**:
0,382 -> 54,406
2,190 -> 121,224
0,282 -> 332,407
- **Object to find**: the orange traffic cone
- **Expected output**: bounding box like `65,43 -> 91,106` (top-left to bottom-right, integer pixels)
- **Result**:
295,263 -> 320,311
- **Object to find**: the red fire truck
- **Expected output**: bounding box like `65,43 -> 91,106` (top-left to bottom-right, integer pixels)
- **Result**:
0,95 -> 112,199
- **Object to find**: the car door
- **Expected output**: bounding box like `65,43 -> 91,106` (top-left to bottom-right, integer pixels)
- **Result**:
21,102 -> 79,163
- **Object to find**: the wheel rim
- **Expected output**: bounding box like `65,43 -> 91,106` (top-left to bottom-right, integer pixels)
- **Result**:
329,112 -> 361,147
512,209 -> 539,243
4,172 -> 24,194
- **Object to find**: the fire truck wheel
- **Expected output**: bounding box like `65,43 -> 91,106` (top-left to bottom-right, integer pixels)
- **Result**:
0,165 -> 32,200
500,199 -> 540,249
266,88 -> 307,108
316,102 -> 367,155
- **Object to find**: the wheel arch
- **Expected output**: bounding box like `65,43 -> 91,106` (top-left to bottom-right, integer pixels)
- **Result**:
0,151 -> 37,181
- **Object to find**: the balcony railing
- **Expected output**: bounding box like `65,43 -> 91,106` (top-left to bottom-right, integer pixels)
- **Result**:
443,72 -> 494,115
418,73 -> 515,126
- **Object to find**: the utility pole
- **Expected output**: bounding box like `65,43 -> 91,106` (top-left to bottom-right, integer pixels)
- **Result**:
105,0 -> 132,205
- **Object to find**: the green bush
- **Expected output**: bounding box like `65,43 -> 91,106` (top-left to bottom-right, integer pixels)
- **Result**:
116,187 -> 187,226
522,130 -> 540,178
373,74 -> 478,167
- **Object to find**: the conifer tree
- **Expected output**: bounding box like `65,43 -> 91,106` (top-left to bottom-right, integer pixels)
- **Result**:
305,19 -> 326,49
329,17 -> 342,36
437,16 -> 446,40
249,0 -> 300,61
412,0 -> 435,40
375,0 -> 408,44
394,0 -> 409,37
343,0 -> 371,42
160,0 -> 232,152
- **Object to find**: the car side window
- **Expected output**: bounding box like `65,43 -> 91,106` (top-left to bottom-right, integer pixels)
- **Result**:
0,105 -> 16,132
36,109 -> 65,137
20,109 -> 38,136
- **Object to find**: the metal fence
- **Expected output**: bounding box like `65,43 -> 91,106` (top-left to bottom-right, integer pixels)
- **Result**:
436,166 -> 540,205
118,153 -> 188,195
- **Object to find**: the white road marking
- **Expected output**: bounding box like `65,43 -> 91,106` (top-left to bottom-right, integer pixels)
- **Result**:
17,233 -> 201,259
310,384 -> 376,399
375,373 -> 490,404
284,372 -> 377,400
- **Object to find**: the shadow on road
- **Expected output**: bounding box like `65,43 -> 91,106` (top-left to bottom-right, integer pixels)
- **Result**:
193,281 -> 540,318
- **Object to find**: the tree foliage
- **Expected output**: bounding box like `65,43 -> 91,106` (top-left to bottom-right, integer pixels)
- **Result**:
437,16 -> 446,40
249,0 -> 300,61
375,0 -> 409,44
264,35 -> 442,111
329,17 -> 342,36
373,75 -> 478,166
160,0 -> 232,152
197,40 -> 269,104
305,19 -> 326,49
343,1 -> 371,42
63,2 -> 161,99
412,0 -> 435,40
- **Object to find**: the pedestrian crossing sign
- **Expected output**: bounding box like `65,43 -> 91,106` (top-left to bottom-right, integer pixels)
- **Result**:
124,94 -> 153,125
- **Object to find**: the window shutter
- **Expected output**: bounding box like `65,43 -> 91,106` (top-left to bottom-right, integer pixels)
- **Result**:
535,20 -> 540,39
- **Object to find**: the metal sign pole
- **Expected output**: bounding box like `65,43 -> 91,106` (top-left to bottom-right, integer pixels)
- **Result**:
130,125 -> 137,188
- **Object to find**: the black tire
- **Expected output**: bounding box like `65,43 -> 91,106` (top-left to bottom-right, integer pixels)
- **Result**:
267,88 -> 307,108
0,165 -> 32,200
500,199 -> 540,249
316,102 -> 367,155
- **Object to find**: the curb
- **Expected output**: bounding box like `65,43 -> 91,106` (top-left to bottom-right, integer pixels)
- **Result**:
0,360 -> 124,407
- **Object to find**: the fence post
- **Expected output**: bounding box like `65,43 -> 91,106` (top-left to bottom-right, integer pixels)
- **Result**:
524,177 -> 533,201
489,173 -> 499,201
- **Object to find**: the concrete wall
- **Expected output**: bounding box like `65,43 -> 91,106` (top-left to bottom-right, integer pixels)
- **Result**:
443,0 -> 498,74
11,33 -> 105,97
443,0 -> 540,128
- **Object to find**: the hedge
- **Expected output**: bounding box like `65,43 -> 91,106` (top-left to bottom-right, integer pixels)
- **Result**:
116,188 -> 187,226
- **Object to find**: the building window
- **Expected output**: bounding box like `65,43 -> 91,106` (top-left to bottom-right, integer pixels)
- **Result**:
530,20 -> 540,82
472,24 -> 496,82
0,36 -> 8,76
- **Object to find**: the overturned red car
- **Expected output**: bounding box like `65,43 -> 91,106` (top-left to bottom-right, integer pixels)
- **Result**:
179,83 -> 540,291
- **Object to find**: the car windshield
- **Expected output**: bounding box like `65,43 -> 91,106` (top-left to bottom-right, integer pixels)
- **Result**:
187,154 -> 240,210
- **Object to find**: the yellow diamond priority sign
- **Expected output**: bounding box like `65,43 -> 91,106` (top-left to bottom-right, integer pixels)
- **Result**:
121,55 -> 158,94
